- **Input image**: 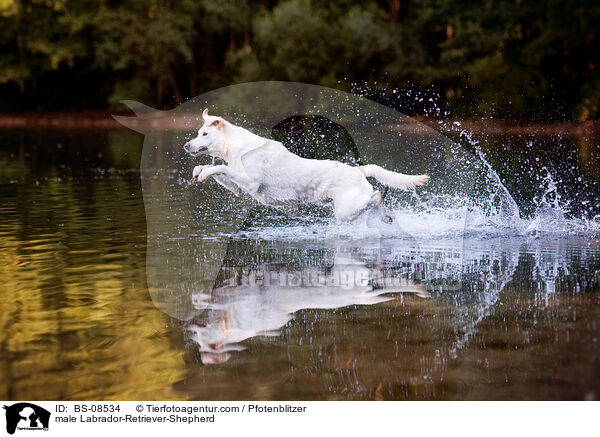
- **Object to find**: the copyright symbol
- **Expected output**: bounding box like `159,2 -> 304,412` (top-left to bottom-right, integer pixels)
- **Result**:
136,405 -> 144,412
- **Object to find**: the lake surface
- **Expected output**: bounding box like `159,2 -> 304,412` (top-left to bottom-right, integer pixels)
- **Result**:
0,127 -> 599,400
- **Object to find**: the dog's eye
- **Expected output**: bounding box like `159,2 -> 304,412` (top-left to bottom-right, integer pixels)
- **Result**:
202,132 -> 208,136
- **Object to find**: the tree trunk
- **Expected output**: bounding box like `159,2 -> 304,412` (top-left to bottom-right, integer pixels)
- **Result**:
157,77 -> 163,106
388,0 -> 401,23
168,65 -> 182,103
244,30 -> 252,53
190,44 -> 198,97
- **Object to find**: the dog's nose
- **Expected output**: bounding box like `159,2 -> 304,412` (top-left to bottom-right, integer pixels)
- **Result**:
184,142 -> 191,152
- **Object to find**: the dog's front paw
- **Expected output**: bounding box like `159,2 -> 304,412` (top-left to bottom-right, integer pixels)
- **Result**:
192,165 -> 210,183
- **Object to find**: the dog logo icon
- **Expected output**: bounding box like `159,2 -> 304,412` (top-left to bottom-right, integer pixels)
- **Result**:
3,403 -> 50,434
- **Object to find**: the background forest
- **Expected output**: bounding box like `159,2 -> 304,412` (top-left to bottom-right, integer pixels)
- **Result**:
1,0 -> 599,120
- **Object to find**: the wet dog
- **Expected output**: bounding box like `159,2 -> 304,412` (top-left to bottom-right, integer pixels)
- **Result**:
184,110 -> 429,223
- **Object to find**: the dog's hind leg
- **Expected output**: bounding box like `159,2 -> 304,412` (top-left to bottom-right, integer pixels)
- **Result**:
370,190 -> 393,224
333,188 -> 373,223
334,189 -> 393,224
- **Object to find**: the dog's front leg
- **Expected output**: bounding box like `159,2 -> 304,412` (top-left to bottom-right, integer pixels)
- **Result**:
193,165 -> 242,195
196,165 -> 259,194
212,175 -> 243,196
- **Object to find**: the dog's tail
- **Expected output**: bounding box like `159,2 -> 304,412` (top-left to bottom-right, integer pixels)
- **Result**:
359,164 -> 429,189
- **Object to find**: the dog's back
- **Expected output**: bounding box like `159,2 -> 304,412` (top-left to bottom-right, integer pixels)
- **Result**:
239,140 -> 366,205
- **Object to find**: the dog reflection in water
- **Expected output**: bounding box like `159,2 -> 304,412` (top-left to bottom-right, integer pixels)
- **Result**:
186,249 -> 427,364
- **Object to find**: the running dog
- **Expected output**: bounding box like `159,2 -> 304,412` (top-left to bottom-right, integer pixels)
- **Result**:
184,110 -> 429,223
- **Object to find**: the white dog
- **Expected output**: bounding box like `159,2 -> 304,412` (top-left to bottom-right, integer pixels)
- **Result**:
184,110 -> 429,223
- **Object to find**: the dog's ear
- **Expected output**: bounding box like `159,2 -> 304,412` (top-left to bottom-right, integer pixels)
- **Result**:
202,109 -> 209,119
210,119 -> 224,129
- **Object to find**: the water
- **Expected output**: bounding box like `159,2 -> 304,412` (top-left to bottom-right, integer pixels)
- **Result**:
0,128 -> 599,400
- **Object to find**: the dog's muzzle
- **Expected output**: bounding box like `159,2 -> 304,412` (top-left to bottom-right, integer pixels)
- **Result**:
184,142 -> 208,156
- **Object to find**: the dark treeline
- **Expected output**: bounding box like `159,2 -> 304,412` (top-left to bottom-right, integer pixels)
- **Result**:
0,0 -> 598,120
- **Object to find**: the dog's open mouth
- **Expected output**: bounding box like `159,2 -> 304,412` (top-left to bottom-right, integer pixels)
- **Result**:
187,146 -> 208,157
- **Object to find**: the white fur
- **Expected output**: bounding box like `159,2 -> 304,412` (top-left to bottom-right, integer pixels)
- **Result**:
184,109 -> 429,223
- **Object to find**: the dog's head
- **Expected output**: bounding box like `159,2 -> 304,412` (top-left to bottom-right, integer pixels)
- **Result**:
183,109 -> 227,158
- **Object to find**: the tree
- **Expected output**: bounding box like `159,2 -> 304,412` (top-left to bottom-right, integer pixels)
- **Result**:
227,0 -> 412,88
0,0 -> 598,119
92,0 -> 197,106
0,0 -> 90,108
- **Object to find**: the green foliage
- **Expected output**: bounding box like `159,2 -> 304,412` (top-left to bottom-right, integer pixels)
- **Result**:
416,0 -> 600,119
0,0 -> 598,119
227,1 -> 409,87
92,0 -> 196,105
0,0 -> 89,87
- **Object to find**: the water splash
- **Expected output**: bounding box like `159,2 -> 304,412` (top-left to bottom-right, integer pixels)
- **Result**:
525,168 -> 570,235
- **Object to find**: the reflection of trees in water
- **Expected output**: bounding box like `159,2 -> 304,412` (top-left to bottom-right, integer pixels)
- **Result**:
0,130 -> 143,178
0,135 -> 185,400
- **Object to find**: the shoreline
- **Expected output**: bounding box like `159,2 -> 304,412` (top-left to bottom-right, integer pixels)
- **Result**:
0,112 -> 598,136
